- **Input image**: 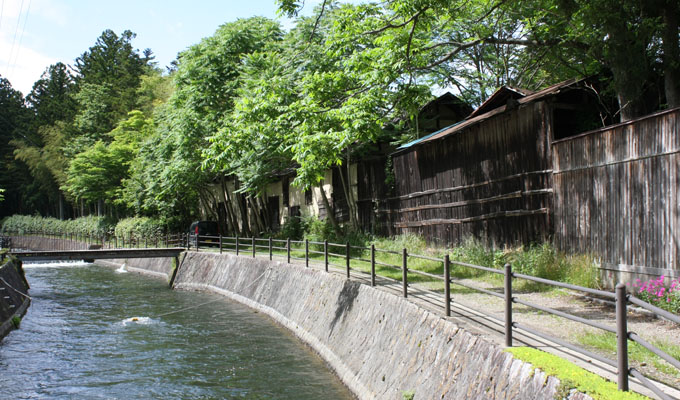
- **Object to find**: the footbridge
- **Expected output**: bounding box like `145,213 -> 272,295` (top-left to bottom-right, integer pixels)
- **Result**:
11,248 -> 185,262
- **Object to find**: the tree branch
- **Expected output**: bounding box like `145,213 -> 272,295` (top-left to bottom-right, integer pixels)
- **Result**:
365,7 -> 428,35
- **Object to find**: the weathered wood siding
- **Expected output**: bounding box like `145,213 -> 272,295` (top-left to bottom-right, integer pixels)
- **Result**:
389,101 -> 554,247
553,108 -> 680,271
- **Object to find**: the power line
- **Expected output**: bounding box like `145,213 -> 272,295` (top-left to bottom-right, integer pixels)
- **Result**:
10,0 -> 31,78
0,0 -> 5,32
5,0 -> 25,75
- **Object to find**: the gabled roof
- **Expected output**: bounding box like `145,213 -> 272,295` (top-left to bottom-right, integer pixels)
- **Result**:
466,86 -> 533,119
394,78 -> 583,154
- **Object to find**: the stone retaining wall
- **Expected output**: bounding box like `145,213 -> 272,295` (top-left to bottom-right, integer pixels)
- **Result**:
172,251 -> 587,400
0,260 -> 30,340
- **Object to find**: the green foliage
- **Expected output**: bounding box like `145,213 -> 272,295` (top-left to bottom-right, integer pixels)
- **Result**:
0,76 -> 35,218
1,215 -> 113,236
11,316 -> 21,329
401,390 -> 415,400
276,216 -> 307,241
113,217 -> 164,239
506,347 -> 648,400
64,111 -> 153,207
447,239 -> 601,288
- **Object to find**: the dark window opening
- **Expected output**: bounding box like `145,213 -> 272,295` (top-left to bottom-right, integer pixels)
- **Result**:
305,189 -> 312,205
282,179 -> 290,207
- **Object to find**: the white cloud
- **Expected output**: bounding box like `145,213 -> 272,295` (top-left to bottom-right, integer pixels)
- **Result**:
0,31 -> 56,95
0,0 -> 63,95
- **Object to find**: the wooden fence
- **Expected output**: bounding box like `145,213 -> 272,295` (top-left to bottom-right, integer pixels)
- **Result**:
553,107 -> 680,275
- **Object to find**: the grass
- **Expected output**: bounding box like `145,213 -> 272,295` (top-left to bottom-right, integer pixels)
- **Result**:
199,233 -> 603,295
578,332 -> 680,378
506,347 -> 649,400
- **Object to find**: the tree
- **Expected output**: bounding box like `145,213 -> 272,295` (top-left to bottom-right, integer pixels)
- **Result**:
73,29 -> 153,138
0,76 -> 35,217
63,111 -> 152,215
126,17 -> 283,232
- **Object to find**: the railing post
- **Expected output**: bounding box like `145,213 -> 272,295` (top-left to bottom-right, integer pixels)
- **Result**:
616,283 -> 629,392
236,235 -> 239,255
115,236 -> 118,249
370,244 -> 376,287
402,248 -> 408,298
346,242 -> 351,279
287,238 -> 291,263
324,240 -> 329,272
445,254 -> 451,317
504,263 -> 513,347
269,237 -> 273,260
252,236 -> 256,258
196,234 -> 200,251
219,234 -> 223,254
305,239 -> 309,268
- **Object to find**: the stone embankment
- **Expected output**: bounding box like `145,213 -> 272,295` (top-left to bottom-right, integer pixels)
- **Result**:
0,259 -> 30,340
172,252 -> 592,400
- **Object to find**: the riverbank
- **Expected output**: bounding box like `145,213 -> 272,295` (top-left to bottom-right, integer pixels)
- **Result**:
0,259 -> 30,340
171,251 -> 589,400
8,236 -> 598,399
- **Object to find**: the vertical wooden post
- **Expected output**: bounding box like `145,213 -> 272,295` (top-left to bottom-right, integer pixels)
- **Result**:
324,240 -> 329,272
346,242 -> 351,279
402,248 -> 408,298
269,237 -> 273,260
616,283 -> 629,391
219,234 -> 223,254
444,255 -> 451,317
305,239 -> 309,268
236,235 -> 239,255
504,263 -> 513,347
196,234 -> 200,251
252,236 -> 256,258
370,244 -> 376,287
287,238 -> 291,264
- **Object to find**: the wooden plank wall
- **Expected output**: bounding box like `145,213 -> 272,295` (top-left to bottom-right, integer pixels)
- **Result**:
388,101 -> 554,247
553,108 -> 680,271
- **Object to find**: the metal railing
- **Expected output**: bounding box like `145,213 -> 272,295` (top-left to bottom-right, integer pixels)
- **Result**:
5,229 -> 679,399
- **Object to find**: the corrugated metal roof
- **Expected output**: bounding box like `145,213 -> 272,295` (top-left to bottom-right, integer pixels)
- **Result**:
397,120 -> 464,150
466,86 -> 533,119
394,78 -> 582,154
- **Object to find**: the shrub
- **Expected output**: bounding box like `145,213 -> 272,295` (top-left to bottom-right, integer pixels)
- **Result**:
114,217 -> 164,239
276,216 -> 307,241
1,215 -> 113,236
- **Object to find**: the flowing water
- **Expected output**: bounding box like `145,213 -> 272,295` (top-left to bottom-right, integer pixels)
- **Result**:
0,262 -> 354,399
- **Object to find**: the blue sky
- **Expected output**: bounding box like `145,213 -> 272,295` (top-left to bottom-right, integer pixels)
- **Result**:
0,0 -> 322,95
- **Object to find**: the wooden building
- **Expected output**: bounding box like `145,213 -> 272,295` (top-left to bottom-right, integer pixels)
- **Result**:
387,79 -> 606,247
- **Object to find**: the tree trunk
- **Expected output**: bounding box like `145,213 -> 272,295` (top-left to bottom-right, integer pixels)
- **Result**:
59,194 -> 64,220
220,177 -> 240,235
318,181 -> 342,237
338,161 -> 359,231
662,1 -> 680,108
248,196 -> 265,235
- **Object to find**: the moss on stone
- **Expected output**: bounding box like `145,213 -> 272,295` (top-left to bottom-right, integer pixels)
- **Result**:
505,347 -> 649,400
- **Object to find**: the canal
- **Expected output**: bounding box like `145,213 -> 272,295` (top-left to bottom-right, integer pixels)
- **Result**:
0,262 -> 354,399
